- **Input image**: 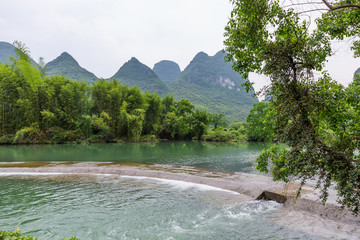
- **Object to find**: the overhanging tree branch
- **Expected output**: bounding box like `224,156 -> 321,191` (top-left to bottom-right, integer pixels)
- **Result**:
225,0 -> 360,215
322,0 -> 360,10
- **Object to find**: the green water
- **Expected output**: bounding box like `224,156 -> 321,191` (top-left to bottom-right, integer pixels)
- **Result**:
1,142 -> 356,239
0,141 -> 271,173
0,175 -> 325,240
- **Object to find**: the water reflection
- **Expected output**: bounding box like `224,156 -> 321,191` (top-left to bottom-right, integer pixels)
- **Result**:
0,141 -> 272,173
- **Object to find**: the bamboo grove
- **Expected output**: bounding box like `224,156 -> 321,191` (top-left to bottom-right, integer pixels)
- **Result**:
0,43 -> 213,144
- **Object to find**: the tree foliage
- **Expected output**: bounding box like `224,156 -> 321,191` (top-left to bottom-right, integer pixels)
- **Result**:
246,102 -> 273,142
211,113 -> 229,129
224,0 -> 360,214
0,228 -> 80,240
0,44 -> 213,143
169,50 -> 256,122
317,0 -> 360,57
0,228 -> 37,240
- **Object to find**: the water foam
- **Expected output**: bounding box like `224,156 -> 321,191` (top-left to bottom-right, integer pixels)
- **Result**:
118,175 -> 241,195
223,200 -> 281,220
0,172 -> 66,176
0,171 -> 241,195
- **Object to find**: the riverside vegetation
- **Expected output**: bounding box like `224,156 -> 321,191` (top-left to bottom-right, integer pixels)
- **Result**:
0,41 -> 257,122
0,228 -> 79,240
0,42 -> 270,145
225,0 -> 360,215
1,0 -> 360,238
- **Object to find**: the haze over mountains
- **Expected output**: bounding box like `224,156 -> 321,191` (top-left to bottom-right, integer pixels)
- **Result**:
110,57 -> 169,97
0,41 -> 38,65
168,51 -> 256,121
0,41 -> 257,121
45,52 -> 98,84
0,42 -> 16,64
153,60 -> 181,85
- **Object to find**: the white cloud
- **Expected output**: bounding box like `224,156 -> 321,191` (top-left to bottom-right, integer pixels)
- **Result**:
0,0 -> 358,84
0,18 -> 7,26
1,0 -> 231,77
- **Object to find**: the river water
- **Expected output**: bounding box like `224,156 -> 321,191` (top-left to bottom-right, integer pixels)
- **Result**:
0,142 -> 359,239
0,141 -> 271,172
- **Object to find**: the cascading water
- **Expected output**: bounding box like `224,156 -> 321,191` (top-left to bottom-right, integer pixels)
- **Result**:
1,142 -> 359,239
0,173 -> 333,240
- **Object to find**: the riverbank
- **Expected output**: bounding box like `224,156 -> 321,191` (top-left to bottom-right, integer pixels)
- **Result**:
0,135 -> 251,145
0,161 -> 358,226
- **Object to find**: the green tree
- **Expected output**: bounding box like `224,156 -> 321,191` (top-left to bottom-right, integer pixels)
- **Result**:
162,94 -> 175,114
127,108 -> 145,141
190,109 -> 211,139
0,41 -> 217,143
45,76 -> 89,130
163,111 -> 189,139
13,41 -> 31,63
12,43 -> 44,126
125,86 -> 147,113
0,63 -> 23,135
317,0 -> 360,57
246,102 -> 273,142
229,121 -> 247,135
211,113 -> 229,129
224,0 -> 360,214
175,99 -> 194,116
159,99 -> 194,139
143,92 -> 163,135
91,79 -> 126,138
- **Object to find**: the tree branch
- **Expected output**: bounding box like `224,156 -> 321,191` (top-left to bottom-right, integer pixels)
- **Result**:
322,0 -> 360,10
283,2 -> 325,8
298,8 -> 328,14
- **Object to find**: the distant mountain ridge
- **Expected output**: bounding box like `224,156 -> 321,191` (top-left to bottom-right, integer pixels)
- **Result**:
0,41 -> 257,121
0,41 -> 16,64
355,67 -> 360,77
110,57 -> 169,97
169,50 -> 257,121
153,60 -> 181,84
0,41 -> 38,65
45,52 -> 98,84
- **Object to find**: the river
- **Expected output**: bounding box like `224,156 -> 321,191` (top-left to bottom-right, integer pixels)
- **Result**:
0,142 -> 359,239
0,141 -> 271,172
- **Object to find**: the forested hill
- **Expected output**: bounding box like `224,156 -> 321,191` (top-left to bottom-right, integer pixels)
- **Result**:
0,41 -> 255,121
0,42 -> 16,64
110,57 -> 169,97
0,41 -> 38,65
355,67 -> 360,76
45,52 -> 98,84
153,60 -> 181,84
169,50 -> 257,122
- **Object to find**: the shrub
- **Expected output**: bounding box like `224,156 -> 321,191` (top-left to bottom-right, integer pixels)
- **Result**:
0,228 -> 37,240
0,134 -> 15,144
14,125 -> 46,144
203,128 -> 236,142
0,228 -> 81,240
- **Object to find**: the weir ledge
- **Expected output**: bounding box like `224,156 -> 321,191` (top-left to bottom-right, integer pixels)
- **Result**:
0,162 -> 359,225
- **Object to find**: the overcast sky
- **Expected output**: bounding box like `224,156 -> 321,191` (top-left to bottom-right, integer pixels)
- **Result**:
1,0 -> 359,91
